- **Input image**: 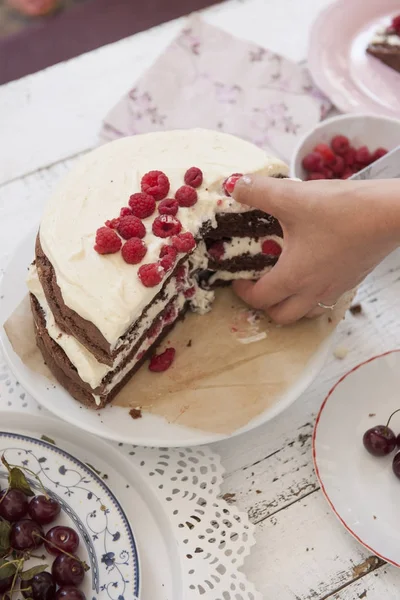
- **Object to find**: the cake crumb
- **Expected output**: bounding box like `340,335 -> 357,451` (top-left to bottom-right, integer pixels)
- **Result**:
255,490 -> 262,494
129,408 -> 142,420
238,332 -> 267,344
373,515 -> 377,520
333,345 -> 349,360
350,303 -> 362,315
222,493 -> 236,504
187,339 -> 192,347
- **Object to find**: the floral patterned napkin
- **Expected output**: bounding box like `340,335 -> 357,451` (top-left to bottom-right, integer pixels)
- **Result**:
100,16 -> 331,162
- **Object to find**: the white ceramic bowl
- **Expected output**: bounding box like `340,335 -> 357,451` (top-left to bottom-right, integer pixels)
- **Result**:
290,113 -> 400,180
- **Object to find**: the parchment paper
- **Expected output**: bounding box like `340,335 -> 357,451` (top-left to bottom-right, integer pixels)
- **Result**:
4,288 -> 352,435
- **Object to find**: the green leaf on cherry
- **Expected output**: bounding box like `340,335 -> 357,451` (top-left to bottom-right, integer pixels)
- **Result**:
1,455 -> 34,497
0,558 -> 17,580
41,435 -> 56,446
9,468 -> 34,497
0,522 -> 11,555
19,564 -> 49,581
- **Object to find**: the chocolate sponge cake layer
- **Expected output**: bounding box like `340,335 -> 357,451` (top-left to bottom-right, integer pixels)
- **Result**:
31,292 -> 188,408
204,211 -> 283,240
367,43 -> 400,73
36,234 -> 190,365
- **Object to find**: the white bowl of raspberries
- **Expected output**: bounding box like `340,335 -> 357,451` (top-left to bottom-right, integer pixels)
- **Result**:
290,113 -> 400,181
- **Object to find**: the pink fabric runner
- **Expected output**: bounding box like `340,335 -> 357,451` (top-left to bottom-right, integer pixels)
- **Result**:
101,17 -> 332,162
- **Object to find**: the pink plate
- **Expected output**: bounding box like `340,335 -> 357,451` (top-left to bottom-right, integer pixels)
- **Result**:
308,0 -> 400,118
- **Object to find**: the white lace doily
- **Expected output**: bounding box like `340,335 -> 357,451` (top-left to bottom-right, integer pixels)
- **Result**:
0,350 -> 261,600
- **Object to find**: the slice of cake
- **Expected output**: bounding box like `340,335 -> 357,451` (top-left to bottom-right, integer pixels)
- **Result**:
367,15 -> 400,74
27,129 -> 288,409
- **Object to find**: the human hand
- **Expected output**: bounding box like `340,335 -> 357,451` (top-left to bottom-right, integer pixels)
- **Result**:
232,175 -> 400,325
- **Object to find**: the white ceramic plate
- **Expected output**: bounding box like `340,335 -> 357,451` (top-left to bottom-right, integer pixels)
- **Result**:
0,417 -> 140,599
0,230 -> 334,446
313,350 -> 400,567
0,411 -> 182,599
308,0 -> 400,118
290,113 -> 400,180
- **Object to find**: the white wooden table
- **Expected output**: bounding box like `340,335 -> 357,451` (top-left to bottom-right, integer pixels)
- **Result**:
1,0 -> 400,597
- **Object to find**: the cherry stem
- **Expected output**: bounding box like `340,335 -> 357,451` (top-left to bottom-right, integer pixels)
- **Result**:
4,463 -> 48,499
386,409 -> 400,428
33,533 -> 89,571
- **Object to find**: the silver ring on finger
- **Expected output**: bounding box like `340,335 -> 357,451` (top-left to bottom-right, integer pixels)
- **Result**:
317,301 -> 338,311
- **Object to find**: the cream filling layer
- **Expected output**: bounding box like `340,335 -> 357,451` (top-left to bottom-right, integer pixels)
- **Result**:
39,129 -> 288,348
28,265 -> 180,389
208,267 -> 272,286
216,235 -> 283,261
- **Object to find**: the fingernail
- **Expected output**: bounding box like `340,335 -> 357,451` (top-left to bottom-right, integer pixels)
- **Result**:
240,175 -> 252,185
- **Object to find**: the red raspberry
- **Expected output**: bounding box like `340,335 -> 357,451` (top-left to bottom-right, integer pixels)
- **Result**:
322,167 -> 333,179
175,265 -> 187,283
330,135 -> 350,156
371,147 -> 388,162
117,216 -> 146,240
341,168 -> 353,179
121,238 -> 147,264
141,170 -> 170,201
301,152 -> 324,173
147,319 -> 162,339
306,172 -> 325,180
184,167 -> 203,188
149,347 -> 176,372
208,241 -> 225,260
184,286 -> 196,299
152,215 -> 182,238
171,232 -> 196,253
392,15 -> 400,34
120,207 -> 133,217
223,173 -> 243,196
314,143 -> 335,165
138,263 -> 165,287
261,240 -> 282,256
158,198 -> 179,216
129,192 -> 156,219
175,185 -> 198,207
105,218 -> 120,229
343,147 -> 356,166
330,155 -> 345,176
159,245 -> 178,271
164,302 -> 177,323
355,146 -> 371,165
94,227 -> 122,254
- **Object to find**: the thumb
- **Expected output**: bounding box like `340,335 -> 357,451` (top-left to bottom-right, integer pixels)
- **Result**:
232,174 -> 301,221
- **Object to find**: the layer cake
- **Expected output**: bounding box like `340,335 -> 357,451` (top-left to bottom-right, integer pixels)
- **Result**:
367,15 -> 400,74
28,129 -> 288,408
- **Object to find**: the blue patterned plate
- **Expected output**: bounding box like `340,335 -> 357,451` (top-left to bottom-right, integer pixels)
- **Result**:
0,431 -> 140,599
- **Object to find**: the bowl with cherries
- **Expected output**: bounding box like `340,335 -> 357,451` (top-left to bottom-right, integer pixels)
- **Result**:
290,113 -> 400,181
0,433 -> 139,600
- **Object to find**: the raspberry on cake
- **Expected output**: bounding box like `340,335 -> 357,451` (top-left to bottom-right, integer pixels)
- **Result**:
367,15 -> 400,74
27,129 -> 288,410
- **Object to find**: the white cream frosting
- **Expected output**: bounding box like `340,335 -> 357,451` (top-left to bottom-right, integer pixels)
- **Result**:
372,33 -> 400,46
28,264 -> 187,392
39,129 -> 287,349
